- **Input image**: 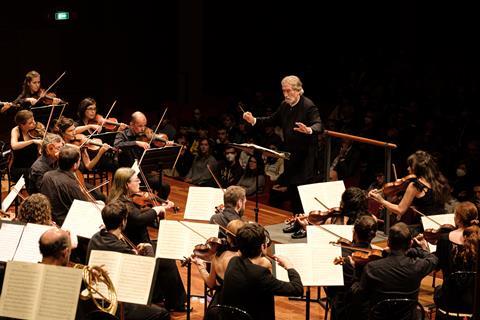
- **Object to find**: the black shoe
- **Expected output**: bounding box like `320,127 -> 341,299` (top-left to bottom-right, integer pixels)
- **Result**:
282,222 -> 300,233
291,229 -> 307,239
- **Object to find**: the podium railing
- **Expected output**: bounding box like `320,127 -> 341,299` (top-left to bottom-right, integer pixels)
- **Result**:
323,130 -> 397,234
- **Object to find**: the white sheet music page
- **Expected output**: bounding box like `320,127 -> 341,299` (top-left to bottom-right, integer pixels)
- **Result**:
183,186 -> 224,221
297,181 -> 345,213
13,223 -> 52,263
155,220 -> 219,260
307,225 -> 354,245
62,199 -> 104,239
274,243 -> 343,286
1,175 -> 25,212
0,222 -> 25,262
88,250 -> 156,305
421,213 -> 455,252
131,159 -> 140,175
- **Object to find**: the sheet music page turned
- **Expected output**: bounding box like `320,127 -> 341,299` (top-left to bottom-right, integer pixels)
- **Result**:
1,175 -> 25,212
0,222 -> 25,262
273,243 -> 343,286
421,213 -> 455,252
13,223 -> 52,263
307,225 -> 354,245
62,200 -> 104,239
88,250 -> 156,305
0,261 -> 82,320
297,181 -> 345,214
183,186 -> 224,221
155,220 -> 219,260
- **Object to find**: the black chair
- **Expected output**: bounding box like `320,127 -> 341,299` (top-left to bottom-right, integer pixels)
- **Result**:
369,298 -> 425,320
435,271 -> 476,318
204,304 -> 253,320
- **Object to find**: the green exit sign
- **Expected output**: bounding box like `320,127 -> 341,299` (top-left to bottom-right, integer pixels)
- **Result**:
55,11 -> 70,21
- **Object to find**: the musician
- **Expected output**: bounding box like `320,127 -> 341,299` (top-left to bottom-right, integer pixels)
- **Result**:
349,222 -> 437,320
327,215 -> 378,320
107,167 -> 187,311
28,133 -> 64,194
87,201 -> 170,320
113,111 -> 171,199
40,146 -> 88,225
210,186 -> 246,232
220,223 -> 303,320
53,116 -> 110,172
434,201 -> 479,315
10,110 -> 41,188
17,193 -> 53,225
368,150 -> 450,232
192,219 -> 246,307
12,70 -> 62,110
243,75 -> 322,214
76,97 -> 128,133
39,227 -> 72,267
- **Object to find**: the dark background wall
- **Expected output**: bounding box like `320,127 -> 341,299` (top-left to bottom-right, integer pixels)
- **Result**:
0,1 -> 478,138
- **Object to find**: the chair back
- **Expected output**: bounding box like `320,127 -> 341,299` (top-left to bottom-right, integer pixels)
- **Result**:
369,298 -> 425,320
437,271 -> 476,316
205,304 -> 253,320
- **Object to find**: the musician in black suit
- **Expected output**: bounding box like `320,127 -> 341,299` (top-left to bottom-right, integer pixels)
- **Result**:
243,75 -> 322,213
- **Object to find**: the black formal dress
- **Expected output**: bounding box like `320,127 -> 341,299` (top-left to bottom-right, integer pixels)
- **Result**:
220,256 -> 303,320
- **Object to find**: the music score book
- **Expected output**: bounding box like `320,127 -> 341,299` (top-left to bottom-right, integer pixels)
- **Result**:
297,180 -> 345,214
0,261 -> 82,320
155,220 -> 219,260
1,175 -> 25,212
62,199 -> 104,239
273,243 -> 343,286
0,221 -> 53,263
183,186 -> 224,221
421,213 -> 454,252
88,250 -> 156,305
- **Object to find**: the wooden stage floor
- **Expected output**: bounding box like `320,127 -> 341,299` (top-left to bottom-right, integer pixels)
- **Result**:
160,177 -> 438,320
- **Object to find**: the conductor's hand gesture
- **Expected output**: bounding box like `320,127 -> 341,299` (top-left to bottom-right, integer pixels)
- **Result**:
243,112 -> 256,125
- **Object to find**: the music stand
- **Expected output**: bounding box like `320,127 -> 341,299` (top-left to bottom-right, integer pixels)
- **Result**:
30,103 -> 67,130
139,146 -> 182,172
229,143 -> 290,222
89,131 -> 118,147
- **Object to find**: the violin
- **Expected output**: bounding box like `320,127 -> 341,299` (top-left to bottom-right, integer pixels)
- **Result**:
89,114 -> 128,132
137,128 -> 169,148
331,241 -> 383,265
422,224 -> 456,245
70,133 -> 116,152
130,191 -> 180,213
379,174 -> 417,197
181,237 -> 228,266
37,90 -> 66,105
285,207 -> 342,226
28,122 -> 46,139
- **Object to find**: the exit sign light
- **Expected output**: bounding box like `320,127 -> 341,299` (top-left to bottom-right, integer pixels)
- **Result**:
55,11 -> 70,21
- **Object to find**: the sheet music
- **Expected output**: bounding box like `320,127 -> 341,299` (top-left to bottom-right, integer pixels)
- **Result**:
13,223 -> 52,263
274,243 -> 343,286
297,181 -> 345,213
88,250 -> 156,305
62,200 -> 104,239
306,225 -> 353,245
183,186 -> 224,221
421,213 -> 454,252
0,261 -> 82,320
1,175 -> 25,212
131,159 -> 140,175
155,220 -> 219,260
0,222 -> 25,262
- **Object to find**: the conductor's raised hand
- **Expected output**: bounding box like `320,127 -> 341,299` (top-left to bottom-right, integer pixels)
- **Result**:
293,122 -> 313,134
243,111 -> 256,125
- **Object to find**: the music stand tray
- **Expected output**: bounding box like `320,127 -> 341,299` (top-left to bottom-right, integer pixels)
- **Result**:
139,146 -> 182,172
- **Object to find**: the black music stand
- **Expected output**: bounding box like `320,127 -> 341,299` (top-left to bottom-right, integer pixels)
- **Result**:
139,146 -> 182,172
30,103 -> 67,130
229,143 -> 290,222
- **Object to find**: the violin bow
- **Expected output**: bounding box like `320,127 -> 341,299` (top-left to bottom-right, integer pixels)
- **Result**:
207,164 -> 225,193
80,100 -> 117,149
314,197 -> 330,210
392,163 -> 398,180
313,224 -> 345,240
41,71 -> 66,98
87,180 -> 110,193
409,207 -> 442,227
178,220 -> 209,240
42,104 -> 56,141
138,107 -> 168,166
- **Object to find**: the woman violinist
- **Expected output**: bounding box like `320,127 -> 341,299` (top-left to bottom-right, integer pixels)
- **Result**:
107,167 -> 187,311
368,150 -> 450,232
433,201 -> 479,315
10,110 -> 42,189
53,116 -> 110,172
76,97 -> 128,134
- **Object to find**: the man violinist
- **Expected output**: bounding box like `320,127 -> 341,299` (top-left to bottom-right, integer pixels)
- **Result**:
114,111 -> 171,199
